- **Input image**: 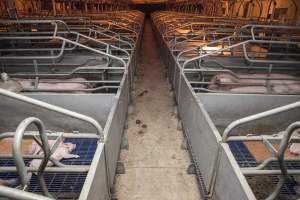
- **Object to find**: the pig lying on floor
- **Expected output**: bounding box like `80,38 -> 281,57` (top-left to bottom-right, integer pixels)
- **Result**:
28,139 -> 79,168
209,73 -> 300,94
0,72 -> 90,93
27,139 -> 79,182
14,78 -> 89,92
0,140 -> 79,187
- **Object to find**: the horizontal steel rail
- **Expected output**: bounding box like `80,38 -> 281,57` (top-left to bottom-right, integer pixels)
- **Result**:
0,20 -> 131,60
0,185 -> 53,200
0,36 -> 128,68
0,88 -> 105,140
181,40 -> 300,69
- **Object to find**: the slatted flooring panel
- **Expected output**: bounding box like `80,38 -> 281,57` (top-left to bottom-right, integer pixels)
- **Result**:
229,141 -> 299,197
0,138 -> 98,199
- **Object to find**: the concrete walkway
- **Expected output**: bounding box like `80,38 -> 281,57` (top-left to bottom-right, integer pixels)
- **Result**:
114,18 -> 201,200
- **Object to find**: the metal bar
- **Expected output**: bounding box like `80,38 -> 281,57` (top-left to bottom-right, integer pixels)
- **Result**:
265,122 -> 300,200
0,132 -> 100,140
227,135 -> 300,142
0,185 -> 53,200
244,157 -> 300,171
0,88 -> 104,140
222,101 -> 300,142
0,36 -> 129,67
0,166 -> 90,173
242,169 -> 300,175
13,117 -> 51,196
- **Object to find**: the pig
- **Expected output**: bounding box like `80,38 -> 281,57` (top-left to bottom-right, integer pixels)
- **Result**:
28,140 -> 79,168
211,73 -> 296,85
26,140 -> 79,181
210,73 -> 239,85
209,73 -> 300,93
14,78 -> 89,92
28,139 -> 57,155
0,140 -> 78,187
230,86 -> 267,93
274,84 -> 300,94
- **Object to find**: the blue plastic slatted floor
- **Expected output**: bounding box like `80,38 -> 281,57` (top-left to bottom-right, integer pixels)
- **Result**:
228,141 -> 299,197
62,138 -> 97,165
0,138 -> 98,199
228,141 -> 257,168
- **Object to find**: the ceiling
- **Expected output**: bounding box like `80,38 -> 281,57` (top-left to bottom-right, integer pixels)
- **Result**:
130,0 -> 168,3
129,0 -> 187,4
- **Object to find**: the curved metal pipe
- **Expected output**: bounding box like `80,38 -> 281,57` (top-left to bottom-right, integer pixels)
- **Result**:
13,117 -> 52,197
222,101 -> 300,141
266,121 -> 300,200
0,185 -> 53,200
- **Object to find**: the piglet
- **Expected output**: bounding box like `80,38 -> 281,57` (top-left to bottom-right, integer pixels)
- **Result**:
28,140 -> 79,168
25,140 -> 79,182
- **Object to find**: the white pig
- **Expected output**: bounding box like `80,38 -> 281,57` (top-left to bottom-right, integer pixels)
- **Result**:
0,140 -> 78,187
25,140 -> 79,182
209,73 -> 300,93
230,86 -> 267,93
14,78 -> 88,91
28,140 -> 79,168
0,140 -> 79,185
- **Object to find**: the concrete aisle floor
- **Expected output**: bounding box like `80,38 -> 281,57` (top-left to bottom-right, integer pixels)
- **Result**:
114,18 -> 201,200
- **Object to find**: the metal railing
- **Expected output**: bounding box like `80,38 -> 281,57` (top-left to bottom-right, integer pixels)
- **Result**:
0,89 -> 105,198
220,101 -> 300,200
